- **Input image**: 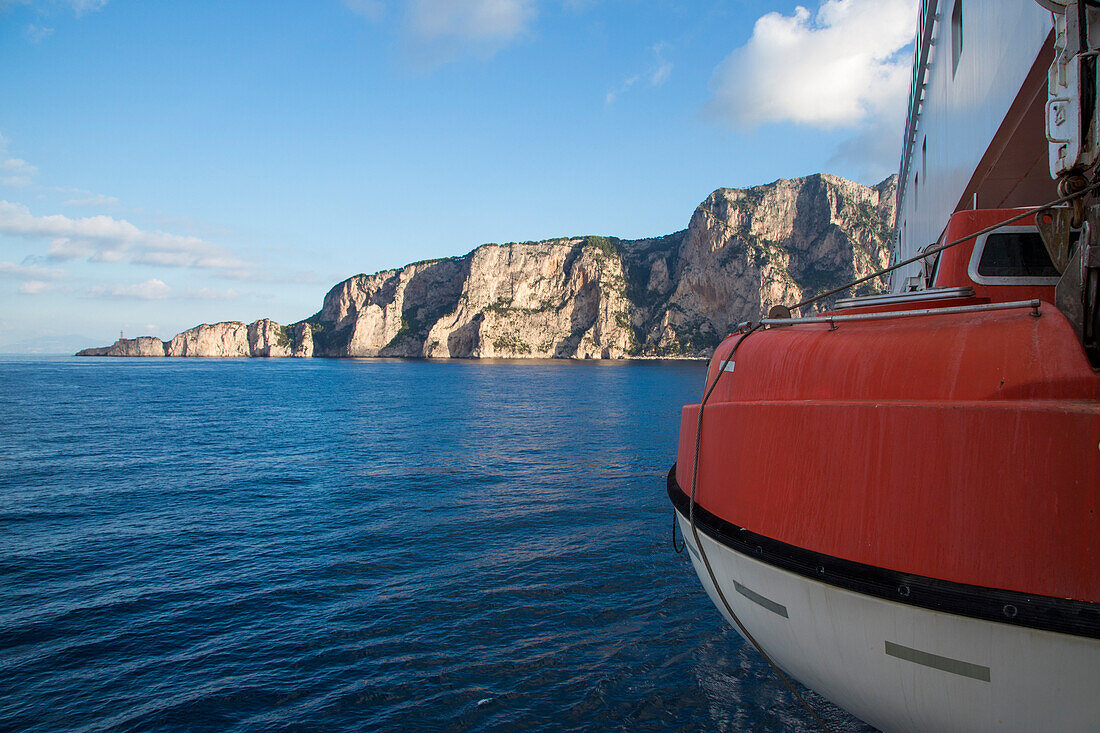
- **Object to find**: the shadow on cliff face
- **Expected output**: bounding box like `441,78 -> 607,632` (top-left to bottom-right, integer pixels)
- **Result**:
447,312 -> 483,357
788,176 -> 865,311
619,231 -> 686,355
298,319 -> 350,357
380,256 -> 471,357
561,239 -> 586,282
553,280 -> 599,357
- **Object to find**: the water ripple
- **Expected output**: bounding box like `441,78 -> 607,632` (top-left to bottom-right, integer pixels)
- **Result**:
0,356 -> 875,732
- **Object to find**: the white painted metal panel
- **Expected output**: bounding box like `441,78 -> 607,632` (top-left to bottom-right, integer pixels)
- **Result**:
894,1 -> 1053,292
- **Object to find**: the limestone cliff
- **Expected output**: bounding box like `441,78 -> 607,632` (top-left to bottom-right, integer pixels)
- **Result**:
299,173 -> 895,358
657,172 -> 896,352
78,320 -> 312,358
76,336 -> 167,357
77,173 -> 896,359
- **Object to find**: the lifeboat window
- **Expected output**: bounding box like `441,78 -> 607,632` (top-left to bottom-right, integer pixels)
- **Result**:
968,228 -> 1061,285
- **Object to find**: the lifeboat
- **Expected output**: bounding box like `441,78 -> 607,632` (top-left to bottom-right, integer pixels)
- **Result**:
668,208 -> 1100,731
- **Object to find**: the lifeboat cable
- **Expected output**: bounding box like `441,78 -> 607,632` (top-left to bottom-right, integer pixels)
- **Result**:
787,178 -> 1100,314
685,323 -> 837,733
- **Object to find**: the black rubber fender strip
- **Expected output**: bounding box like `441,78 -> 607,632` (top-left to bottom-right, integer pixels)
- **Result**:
667,463 -> 1100,640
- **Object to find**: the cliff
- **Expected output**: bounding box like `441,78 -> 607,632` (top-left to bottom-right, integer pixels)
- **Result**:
77,173 -> 896,359
78,320 -> 312,358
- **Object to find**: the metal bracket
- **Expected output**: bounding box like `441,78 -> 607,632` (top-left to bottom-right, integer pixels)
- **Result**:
1036,206 -> 1078,272
1056,215 -> 1100,365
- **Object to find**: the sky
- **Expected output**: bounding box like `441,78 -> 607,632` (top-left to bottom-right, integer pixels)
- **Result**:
0,0 -> 917,353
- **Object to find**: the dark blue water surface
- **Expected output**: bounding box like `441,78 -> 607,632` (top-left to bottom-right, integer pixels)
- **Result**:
0,357 -> 873,732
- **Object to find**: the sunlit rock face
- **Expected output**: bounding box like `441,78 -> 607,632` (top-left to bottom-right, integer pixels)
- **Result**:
653,173 -> 897,354
247,319 -> 312,358
81,336 -> 167,357
78,173 -> 896,359
78,321 -> 313,358
166,322 -> 251,357
303,173 -> 896,359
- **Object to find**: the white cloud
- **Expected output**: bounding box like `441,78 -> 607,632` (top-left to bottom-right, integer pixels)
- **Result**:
606,42 -> 672,105
348,0 -> 599,66
0,134 -> 38,188
708,0 -> 916,129
186,286 -> 243,300
23,24 -> 55,43
400,0 -> 537,64
88,278 -> 171,300
0,159 -> 37,187
63,193 -> 121,207
344,0 -> 385,21
18,280 -> 51,294
0,200 -> 251,275
68,0 -> 107,14
828,114 -> 906,182
83,280 -> 244,301
0,260 -> 65,280
2,0 -> 107,16
649,42 -> 671,86
408,0 -> 534,41
606,76 -> 639,106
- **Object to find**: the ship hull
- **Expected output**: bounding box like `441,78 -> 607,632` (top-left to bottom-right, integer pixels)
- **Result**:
672,501 -> 1100,732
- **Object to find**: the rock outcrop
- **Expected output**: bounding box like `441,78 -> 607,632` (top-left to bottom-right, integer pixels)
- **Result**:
76,336 -> 167,357
110,336 -> 168,357
656,172 -> 896,351
79,320 -> 313,358
77,173 -> 896,359
247,319 -> 313,358
166,322 -> 250,357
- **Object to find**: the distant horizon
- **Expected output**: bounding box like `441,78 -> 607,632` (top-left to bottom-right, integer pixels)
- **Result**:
0,0 -> 917,353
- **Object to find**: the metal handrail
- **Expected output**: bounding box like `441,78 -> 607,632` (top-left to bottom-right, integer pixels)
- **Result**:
834,286 -> 975,308
737,299 -> 1042,331
897,0 -> 940,218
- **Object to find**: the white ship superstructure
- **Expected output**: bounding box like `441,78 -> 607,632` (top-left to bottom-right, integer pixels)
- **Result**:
895,0 -> 1056,289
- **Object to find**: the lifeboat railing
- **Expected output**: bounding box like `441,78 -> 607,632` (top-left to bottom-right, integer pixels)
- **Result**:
740,299 -> 1042,332
896,0 -> 939,221
834,286 -> 975,309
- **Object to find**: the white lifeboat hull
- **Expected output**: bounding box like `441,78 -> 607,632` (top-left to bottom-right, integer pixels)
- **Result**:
676,512 -> 1100,732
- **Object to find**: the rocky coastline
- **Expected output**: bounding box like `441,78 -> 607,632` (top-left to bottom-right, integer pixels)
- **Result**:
78,173 -> 896,360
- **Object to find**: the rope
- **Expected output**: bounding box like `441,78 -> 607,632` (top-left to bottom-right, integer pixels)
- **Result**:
789,178 -> 1100,313
684,324 -> 836,733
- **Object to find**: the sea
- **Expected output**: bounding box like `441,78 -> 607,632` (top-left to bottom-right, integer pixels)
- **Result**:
0,356 -> 874,732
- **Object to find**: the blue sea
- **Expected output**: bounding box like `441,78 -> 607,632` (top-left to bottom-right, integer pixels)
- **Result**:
0,357 -> 873,732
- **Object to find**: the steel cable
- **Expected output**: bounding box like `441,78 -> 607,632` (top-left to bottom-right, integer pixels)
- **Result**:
788,179 -> 1100,313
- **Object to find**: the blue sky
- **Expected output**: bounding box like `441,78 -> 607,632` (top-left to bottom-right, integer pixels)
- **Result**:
0,0 -> 916,352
